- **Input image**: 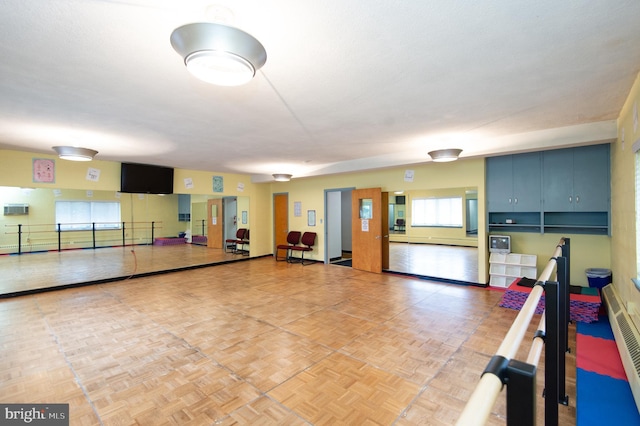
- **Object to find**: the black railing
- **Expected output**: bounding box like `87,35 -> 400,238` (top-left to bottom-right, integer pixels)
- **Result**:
4,221 -> 163,254
457,237 -> 571,426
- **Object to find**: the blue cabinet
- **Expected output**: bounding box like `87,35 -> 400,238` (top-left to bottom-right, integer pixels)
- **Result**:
487,153 -> 541,212
542,145 -> 609,212
487,144 -> 610,235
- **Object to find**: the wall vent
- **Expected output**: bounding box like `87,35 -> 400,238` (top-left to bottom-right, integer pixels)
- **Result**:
602,284 -> 640,412
3,204 -> 29,216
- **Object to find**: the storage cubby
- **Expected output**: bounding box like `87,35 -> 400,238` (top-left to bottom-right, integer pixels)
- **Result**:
489,252 -> 537,288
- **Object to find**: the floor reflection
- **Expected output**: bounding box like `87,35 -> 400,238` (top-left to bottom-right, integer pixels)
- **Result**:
0,244 -> 247,297
387,242 -> 479,283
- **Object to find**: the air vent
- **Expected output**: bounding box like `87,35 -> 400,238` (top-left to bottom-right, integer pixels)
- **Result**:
3,204 -> 29,216
616,312 -> 640,375
602,284 -> 640,412
603,285 -> 620,314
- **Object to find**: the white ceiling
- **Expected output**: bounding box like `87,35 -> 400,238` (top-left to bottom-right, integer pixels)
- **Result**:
1,0 -> 639,182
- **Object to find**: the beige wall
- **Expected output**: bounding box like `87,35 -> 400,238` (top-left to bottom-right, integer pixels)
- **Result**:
611,72 -> 640,311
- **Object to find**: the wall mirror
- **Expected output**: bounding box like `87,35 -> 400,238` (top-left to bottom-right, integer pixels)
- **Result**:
387,187 -> 479,282
0,186 -> 249,295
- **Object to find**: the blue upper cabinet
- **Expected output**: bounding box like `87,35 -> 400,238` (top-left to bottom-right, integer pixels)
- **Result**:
487,144 -> 611,235
542,145 -> 610,212
487,152 -> 541,212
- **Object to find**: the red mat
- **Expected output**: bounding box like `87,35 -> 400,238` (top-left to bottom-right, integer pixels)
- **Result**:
576,333 -> 627,380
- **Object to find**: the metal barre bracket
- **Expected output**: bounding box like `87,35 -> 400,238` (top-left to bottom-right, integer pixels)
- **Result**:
482,355 -> 510,387
533,330 -> 545,342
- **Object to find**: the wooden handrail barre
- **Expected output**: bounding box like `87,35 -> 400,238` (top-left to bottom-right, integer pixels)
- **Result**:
456,238 -> 565,425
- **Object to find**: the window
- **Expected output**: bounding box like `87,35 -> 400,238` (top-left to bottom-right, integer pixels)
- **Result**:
411,197 -> 463,227
55,201 -> 121,231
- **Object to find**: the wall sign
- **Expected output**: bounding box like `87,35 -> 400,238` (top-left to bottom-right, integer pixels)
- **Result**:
33,158 -> 55,183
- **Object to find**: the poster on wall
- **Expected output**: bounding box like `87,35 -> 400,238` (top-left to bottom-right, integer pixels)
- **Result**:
86,167 -> 100,182
213,176 -> 224,193
33,158 -> 55,183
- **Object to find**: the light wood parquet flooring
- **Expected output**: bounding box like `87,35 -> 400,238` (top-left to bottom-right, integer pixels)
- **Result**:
0,257 -> 576,425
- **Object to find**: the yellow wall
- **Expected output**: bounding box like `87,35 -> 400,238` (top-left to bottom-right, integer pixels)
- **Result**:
270,157 -> 488,282
611,72 -> 640,309
0,149 -> 273,257
503,232 -> 611,287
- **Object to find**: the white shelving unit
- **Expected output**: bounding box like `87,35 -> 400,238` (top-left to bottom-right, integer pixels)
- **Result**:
489,252 -> 538,288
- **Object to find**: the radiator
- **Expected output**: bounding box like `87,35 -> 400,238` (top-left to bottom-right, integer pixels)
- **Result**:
601,284 -> 640,412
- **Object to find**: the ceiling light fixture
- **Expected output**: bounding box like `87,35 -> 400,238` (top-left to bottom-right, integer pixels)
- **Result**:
52,146 -> 98,161
428,148 -> 462,163
272,173 -> 292,182
170,22 -> 267,86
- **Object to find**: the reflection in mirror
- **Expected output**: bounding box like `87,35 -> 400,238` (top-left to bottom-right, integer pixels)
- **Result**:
389,193 -> 406,235
387,187 -> 479,283
0,187 -> 250,296
359,198 -> 373,219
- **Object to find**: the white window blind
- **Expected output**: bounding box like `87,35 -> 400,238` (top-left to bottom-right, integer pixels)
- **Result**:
411,197 -> 463,227
55,201 -> 121,231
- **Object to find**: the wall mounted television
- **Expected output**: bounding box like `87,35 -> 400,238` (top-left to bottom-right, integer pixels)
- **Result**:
120,162 -> 174,194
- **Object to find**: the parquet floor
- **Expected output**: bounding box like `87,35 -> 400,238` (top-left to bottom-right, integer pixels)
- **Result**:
0,257 -> 576,425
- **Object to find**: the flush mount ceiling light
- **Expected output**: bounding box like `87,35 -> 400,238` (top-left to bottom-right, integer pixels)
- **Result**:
428,148 -> 463,163
170,22 -> 267,86
272,173 -> 292,182
52,146 -> 98,161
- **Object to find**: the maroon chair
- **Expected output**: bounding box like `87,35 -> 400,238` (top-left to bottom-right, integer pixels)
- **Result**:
289,232 -> 316,265
276,231 -> 301,261
225,228 -> 246,253
238,228 -> 249,255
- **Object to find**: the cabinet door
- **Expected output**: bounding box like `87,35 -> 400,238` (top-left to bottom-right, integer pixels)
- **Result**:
512,152 -> 541,212
542,148 -> 574,212
573,144 -> 609,211
486,156 -> 514,211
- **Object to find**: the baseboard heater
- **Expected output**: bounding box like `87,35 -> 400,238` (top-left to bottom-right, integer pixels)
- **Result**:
601,284 -> 640,412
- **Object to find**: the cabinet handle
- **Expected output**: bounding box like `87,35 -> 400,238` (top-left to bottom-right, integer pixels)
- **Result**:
509,198 -> 512,204
514,198 -> 518,204
576,195 -> 580,203
569,196 -> 572,203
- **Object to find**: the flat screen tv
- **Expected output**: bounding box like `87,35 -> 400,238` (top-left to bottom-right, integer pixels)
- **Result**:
120,162 -> 174,194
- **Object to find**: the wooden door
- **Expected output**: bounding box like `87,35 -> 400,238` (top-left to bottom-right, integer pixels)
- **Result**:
351,188 -> 388,273
381,191 -> 389,270
273,193 -> 289,253
207,198 -> 223,249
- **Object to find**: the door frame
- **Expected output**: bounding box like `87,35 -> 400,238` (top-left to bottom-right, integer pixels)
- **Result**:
324,187 -> 356,264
